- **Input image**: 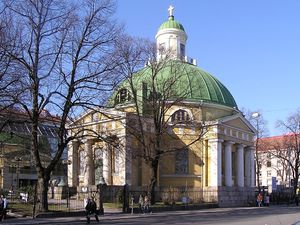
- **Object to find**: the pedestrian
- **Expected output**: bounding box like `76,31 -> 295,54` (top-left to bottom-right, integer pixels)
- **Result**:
257,193 -> 263,207
138,194 -> 144,214
144,195 -> 151,213
85,197 -> 99,224
264,194 -> 270,207
0,195 -> 4,221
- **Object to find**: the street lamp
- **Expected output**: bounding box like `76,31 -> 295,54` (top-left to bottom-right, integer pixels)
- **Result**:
252,112 -> 261,191
15,157 -> 22,189
62,159 -> 72,208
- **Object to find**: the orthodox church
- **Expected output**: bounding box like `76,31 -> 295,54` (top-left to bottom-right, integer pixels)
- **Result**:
67,6 -> 256,206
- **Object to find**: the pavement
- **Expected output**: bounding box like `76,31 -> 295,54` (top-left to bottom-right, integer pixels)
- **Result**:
1,205 -> 300,225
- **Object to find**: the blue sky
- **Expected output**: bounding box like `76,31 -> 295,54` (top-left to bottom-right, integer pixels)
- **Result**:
116,0 -> 300,136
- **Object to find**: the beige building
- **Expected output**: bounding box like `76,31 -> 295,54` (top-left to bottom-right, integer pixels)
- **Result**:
67,6 -> 256,206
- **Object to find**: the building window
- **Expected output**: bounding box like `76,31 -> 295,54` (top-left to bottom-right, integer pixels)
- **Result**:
267,161 -> 272,167
277,170 -> 281,176
267,170 -> 272,177
175,148 -> 189,174
158,42 -> 166,54
180,43 -> 185,58
171,109 -> 190,123
115,88 -> 131,105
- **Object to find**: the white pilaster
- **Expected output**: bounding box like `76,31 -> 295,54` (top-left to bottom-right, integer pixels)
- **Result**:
67,141 -> 79,187
224,141 -> 234,187
83,139 -> 94,186
208,139 -> 223,187
236,144 -> 245,187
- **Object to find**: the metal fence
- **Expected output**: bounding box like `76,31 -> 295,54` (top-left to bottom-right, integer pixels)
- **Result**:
3,185 -> 220,216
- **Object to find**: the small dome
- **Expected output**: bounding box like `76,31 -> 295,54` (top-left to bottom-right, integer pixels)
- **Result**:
158,16 -> 185,32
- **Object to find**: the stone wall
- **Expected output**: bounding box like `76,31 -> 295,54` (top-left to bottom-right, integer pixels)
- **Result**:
217,186 -> 255,207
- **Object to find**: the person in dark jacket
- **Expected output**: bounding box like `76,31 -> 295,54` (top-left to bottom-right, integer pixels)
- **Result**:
85,198 -> 99,223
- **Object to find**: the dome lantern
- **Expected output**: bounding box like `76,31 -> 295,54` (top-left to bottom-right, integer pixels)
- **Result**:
156,6 -> 187,61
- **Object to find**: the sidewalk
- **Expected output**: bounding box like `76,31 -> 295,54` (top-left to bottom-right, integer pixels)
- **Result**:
3,205 -> 300,225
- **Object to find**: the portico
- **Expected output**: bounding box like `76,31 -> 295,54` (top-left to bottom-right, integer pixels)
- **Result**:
208,139 -> 255,188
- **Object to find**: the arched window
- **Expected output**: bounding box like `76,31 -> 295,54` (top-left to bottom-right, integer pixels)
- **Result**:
115,88 -> 131,105
171,109 -> 190,123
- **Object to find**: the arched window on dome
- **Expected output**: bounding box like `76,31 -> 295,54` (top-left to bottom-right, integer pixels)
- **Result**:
115,88 -> 131,105
171,109 -> 190,123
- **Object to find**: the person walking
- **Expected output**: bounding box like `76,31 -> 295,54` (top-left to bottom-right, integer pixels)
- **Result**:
85,197 -> 99,224
0,195 -> 4,221
264,194 -> 270,207
144,195 -> 151,213
257,193 -> 263,207
138,194 -> 144,214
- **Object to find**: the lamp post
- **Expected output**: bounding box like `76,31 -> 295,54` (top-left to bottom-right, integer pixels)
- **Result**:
62,159 -> 72,208
252,112 -> 261,192
15,157 -> 22,189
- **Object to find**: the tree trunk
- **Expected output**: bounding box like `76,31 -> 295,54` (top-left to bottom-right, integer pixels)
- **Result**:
148,160 -> 158,205
36,172 -> 50,212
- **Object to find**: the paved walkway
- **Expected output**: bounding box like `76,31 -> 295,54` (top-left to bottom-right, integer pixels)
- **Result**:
2,205 -> 300,225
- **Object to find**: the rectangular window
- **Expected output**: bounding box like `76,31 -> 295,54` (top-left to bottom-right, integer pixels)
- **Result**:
180,43 -> 185,57
159,42 -> 166,54
175,148 -> 189,174
267,170 -> 272,177
267,161 -> 272,167
277,170 -> 281,176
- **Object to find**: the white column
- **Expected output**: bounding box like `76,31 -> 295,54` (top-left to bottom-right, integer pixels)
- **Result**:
245,147 -> 251,186
236,144 -> 245,187
103,144 -> 112,185
67,141 -> 79,187
208,139 -> 223,187
83,139 -> 94,186
249,146 -> 255,187
224,141 -> 234,187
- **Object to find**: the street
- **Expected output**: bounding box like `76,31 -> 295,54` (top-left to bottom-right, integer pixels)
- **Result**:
2,205 -> 300,225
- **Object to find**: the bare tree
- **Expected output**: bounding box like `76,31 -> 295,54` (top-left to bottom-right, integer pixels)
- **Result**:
113,37 -> 208,203
1,0 -> 121,211
0,12 -> 26,131
274,109 -> 300,196
243,109 -> 269,191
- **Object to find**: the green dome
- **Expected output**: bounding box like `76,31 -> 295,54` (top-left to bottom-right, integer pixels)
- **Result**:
158,16 -> 185,32
109,61 -> 237,109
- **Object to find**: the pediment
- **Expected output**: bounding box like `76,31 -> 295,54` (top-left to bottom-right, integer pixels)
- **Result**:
218,114 -> 256,134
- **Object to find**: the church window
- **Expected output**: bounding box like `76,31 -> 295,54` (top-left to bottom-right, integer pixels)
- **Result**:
171,109 -> 190,123
158,42 -> 166,54
180,43 -> 185,58
175,148 -> 189,174
115,88 -> 131,105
